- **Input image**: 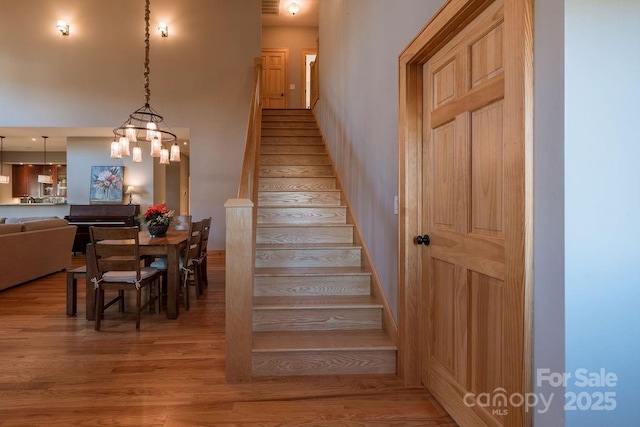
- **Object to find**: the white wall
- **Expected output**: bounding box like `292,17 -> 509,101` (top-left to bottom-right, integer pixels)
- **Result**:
0,0 -> 262,249
315,0 -> 446,319
534,0 -> 566,425
565,1 -> 640,425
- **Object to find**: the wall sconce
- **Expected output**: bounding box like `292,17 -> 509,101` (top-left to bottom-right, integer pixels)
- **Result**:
158,22 -> 168,37
57,20 -> 69,36
125,186 -> 135,205
287,3 -> 300,15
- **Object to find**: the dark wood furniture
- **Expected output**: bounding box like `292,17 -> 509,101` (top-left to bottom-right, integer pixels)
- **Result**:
85,229 -> 188,320
66,265 -> 86,316
89,226 -> 162,330
65,204 -> 140,253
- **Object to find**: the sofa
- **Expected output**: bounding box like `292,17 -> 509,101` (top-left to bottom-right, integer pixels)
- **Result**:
0,217 -> 77,291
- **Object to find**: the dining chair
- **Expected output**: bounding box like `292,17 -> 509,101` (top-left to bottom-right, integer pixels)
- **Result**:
89,226 -> 162,331
194,217 -> 212,294
150,219 -> 203,310
181,220 -> 203,311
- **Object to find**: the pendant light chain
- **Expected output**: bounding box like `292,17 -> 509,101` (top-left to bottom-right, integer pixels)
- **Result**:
143,0 -> 151,106
111,0 -> 179,163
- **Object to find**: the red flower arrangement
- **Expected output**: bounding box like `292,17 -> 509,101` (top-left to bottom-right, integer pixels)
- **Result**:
140,203 -> 175,226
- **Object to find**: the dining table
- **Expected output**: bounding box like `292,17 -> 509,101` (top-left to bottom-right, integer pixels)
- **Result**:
84,229 -> 188,320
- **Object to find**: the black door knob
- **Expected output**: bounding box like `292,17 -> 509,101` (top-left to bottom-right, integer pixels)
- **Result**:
416,234 -> 430,245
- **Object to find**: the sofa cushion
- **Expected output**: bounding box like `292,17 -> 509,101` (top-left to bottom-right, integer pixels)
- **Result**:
5,216 -> 58,224
21,218 -> 69,232
0,224 -> 23,235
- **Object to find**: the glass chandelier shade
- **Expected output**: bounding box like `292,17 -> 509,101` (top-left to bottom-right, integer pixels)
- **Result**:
170,142 -> 181,162
110,0 -> 180,164
0,136 -> 9,184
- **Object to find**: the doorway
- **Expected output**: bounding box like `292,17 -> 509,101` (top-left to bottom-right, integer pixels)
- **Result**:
301,48 -> 317,108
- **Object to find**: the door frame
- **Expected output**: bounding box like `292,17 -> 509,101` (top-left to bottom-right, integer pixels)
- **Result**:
398,0 -> 533,423
301,48 -> 318,108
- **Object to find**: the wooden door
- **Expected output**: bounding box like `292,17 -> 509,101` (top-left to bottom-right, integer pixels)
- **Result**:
398,0 -> 532,425
261,48 -> 288,108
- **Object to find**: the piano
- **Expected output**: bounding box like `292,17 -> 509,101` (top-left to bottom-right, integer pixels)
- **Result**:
65,204 -> 140,254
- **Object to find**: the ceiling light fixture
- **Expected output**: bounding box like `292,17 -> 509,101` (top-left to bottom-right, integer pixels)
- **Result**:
57,20 -> 69,36
288,3 -> 300,15
111,0 -> 179,164
37,136 -> 53,184
0,136 -> 9,184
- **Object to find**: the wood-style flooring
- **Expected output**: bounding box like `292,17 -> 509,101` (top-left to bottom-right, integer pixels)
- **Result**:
0,255 -> 456,426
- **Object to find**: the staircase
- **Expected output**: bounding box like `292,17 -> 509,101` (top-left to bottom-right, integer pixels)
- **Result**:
251,109 -> 397,376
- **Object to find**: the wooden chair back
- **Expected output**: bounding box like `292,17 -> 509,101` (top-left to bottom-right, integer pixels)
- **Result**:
183,220 -> 203,269
89,226 -> 143,281
199,217 -> 212,259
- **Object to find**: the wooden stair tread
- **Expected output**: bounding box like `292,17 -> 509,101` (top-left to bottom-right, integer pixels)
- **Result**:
255,266 -> 371,277
257,223 -> 353,228
253,330 -> 396,352
253,295 -> 382,309
256,243 -> 361,250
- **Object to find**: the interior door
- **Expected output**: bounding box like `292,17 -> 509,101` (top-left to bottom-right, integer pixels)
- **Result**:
420,1 -> 523,425
261,48 -> 288,108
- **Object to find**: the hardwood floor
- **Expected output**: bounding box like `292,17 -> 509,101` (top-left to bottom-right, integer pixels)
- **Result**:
0,255 -> 456,426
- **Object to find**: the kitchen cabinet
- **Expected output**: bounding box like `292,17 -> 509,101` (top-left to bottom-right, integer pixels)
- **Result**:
12,165 -> 66,198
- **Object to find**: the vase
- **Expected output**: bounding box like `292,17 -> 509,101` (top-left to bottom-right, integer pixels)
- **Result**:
147,224 -> 169,237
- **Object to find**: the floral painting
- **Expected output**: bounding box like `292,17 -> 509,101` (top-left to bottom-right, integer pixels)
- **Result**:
90,166 -> 124,204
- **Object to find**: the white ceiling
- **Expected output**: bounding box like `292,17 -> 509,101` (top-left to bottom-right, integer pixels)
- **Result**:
1,1 -> 318,154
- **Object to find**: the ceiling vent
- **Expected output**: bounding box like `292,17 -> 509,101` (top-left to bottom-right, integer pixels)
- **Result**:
262,0 -> 280,15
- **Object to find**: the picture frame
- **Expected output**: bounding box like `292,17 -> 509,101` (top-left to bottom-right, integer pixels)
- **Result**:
89,166 -> 125,204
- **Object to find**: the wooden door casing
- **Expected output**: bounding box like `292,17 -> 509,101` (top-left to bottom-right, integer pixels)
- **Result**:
398,0 -> 533,426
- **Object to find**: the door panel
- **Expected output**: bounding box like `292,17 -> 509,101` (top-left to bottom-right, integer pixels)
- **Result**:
421,1 -> 511,425
262,49 -> 288,108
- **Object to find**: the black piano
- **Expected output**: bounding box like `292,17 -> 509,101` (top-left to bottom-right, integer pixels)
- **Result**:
65,204 -> 140,254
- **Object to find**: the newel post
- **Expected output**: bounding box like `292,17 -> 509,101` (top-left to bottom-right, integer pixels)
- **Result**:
224,198 -> 255,381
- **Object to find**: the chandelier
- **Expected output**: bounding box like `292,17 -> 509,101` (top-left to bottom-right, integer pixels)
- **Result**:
111,0 -> 180,164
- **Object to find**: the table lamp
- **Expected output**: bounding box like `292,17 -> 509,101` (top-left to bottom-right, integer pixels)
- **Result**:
125,186 -> 135,205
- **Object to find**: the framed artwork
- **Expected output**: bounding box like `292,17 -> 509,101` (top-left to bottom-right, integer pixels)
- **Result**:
89,166 -> 125,204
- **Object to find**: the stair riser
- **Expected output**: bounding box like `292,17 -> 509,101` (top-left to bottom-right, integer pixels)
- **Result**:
262,122 -> 318,129
263,109 -> 312,116
262,129 -> 321,137
257,225 -> 352,244
253,307 -> 381,331
260,155 -> 330,166
252,350 -> 397,376
258,177 -> 337,191
258,207 -> 346,224
261,145 -> 326,154
254,275 -> 371,297
258,191 -> 341,207
256,248 -> 361,268
262,136 -> 323,145
260,165 -> 334,177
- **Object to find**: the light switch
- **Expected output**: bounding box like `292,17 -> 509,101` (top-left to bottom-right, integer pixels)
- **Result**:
290,84 -> 296,90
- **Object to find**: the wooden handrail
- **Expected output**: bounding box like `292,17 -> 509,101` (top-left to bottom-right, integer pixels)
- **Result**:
225,57 -> 262,381
237,57 -> 263,200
